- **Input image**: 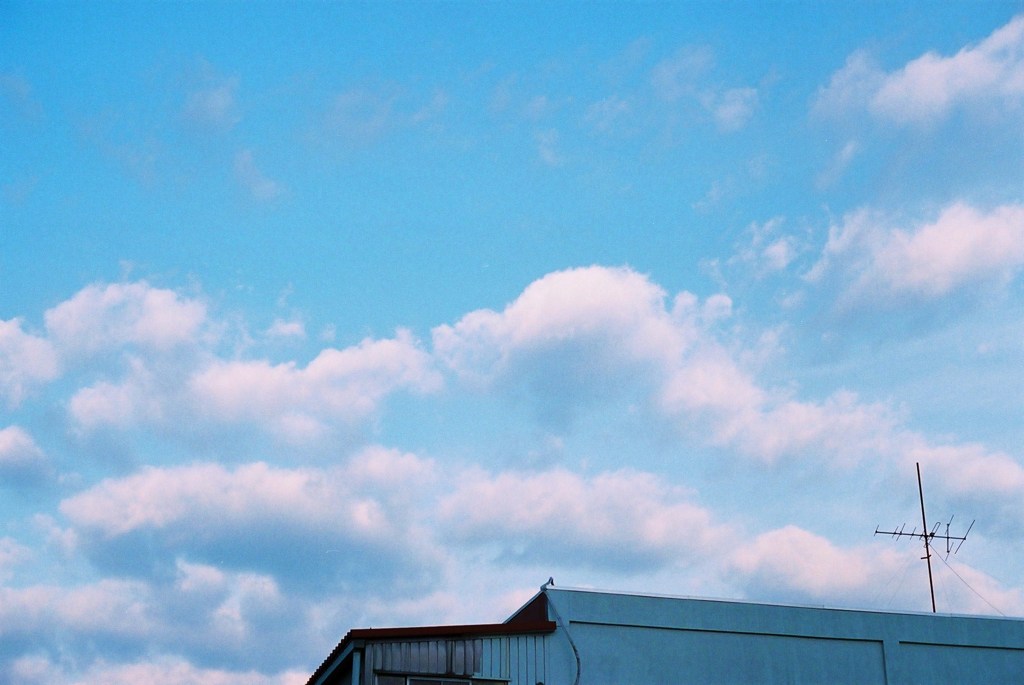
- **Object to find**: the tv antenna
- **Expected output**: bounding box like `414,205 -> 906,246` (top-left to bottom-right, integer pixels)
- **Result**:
874,462 -> 974,613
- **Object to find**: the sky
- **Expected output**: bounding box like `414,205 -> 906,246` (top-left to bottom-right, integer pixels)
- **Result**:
2,2 -> 1024,683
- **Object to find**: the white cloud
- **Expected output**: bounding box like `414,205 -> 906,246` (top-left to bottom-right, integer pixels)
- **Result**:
439,467 -> 729,569
182,80 -> 240,131
265,318 -> 305,339
704,86 -> 759,131
730,217 -> 800,277
0,537 -> 31,581
234,149 -> 285,202
323,88 -> 395,143
715,392 -> 900,465
434,267 -> 905,466
731,525 -> 1024,615
434,266 -> 690,385
931,560 -> 1024,617
731,525 -> 907,602
0,426 -> 52,483
0,578 -> 157,640
816,15 -> 1024,125
812,51 -> 886,120
535,128 -> 562,166
8,654 -> 305,685
0,318 -> 58,407
650,46 -> 715,101
431,266 -> 1024,510
61,461 -> 393,538
660,345 -> 765,417
7,270 -> 1024,673
58,449 -> 441,583
0,569 -> 311,683
190,330 -> 440,440
807,202 -> 1024,301
58,303 -> 439,443
584,95 -> 633,134
651,47 -> 759,131
44,282 -> 207,357
905,440 -> 1024,499
816,140 -> 861,189
68,355 -> 168,430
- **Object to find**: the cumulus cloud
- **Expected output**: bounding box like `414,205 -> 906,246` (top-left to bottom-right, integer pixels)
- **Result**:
431,266 -> 1024,510
0,578 -> 157,647
905,440 -> 1024,501
0,559 -> 319,678
59,449 -> 441,586
5,268 -> 1024,681
434,266 -> 689,384
68,356 -> 170,430
807,202 -> 1024,301
732,525 -> 1024,615
707,391 -> 900,465
7,655 -> 306,685
0,570 -> 307,683
439,467 -> 729,570
0,426 -> 52,484
0,319 -> 58,407
0,532 -> 345,679
190,330 -> 440,441
0,537 -> 31,581
44,282 -> 207,357
433,266 -> 900,465
731,526 -> 908,603
434,267 -> 702,430
815,15 -> 1024,124
52,295 -> 439,443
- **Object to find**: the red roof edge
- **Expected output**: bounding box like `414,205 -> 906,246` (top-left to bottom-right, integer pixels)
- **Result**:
345,620 -> 555,642
306,616 -> 555,685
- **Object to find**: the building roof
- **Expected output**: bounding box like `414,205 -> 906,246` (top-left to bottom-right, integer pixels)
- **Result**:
306,583 -> 1024,685
305,593 -> 556,685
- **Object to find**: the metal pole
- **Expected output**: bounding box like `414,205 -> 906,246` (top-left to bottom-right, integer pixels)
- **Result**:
916,462 -> 936,613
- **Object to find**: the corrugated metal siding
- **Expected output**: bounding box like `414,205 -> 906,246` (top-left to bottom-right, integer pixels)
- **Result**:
362,634 -> 548,685
480,633 -> 547,684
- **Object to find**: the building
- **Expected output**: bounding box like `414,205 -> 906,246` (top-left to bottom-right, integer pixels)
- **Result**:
307,583 -> 1024,685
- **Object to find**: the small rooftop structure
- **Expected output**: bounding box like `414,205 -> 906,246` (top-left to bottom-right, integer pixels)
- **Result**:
308,583 -> 1024,685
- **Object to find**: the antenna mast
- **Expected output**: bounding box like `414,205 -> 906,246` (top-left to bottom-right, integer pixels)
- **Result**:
874,462 -> 974,613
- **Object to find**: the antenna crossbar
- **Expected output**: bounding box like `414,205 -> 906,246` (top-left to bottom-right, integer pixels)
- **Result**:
873,462 -> 974,613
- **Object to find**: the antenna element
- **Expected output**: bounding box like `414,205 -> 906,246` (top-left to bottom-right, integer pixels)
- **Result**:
874,462 -> 974,613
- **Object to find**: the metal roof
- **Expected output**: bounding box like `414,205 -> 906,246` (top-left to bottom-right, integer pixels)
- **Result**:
306,598 -> 556,685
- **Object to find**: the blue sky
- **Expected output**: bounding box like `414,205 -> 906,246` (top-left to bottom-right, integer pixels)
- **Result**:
3,3 -> 1024,683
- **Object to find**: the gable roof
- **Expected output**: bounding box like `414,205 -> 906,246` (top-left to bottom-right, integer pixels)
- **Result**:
305,593 -> 555,685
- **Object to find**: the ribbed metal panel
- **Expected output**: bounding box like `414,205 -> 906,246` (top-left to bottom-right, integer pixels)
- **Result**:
363,634 -> 547,685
